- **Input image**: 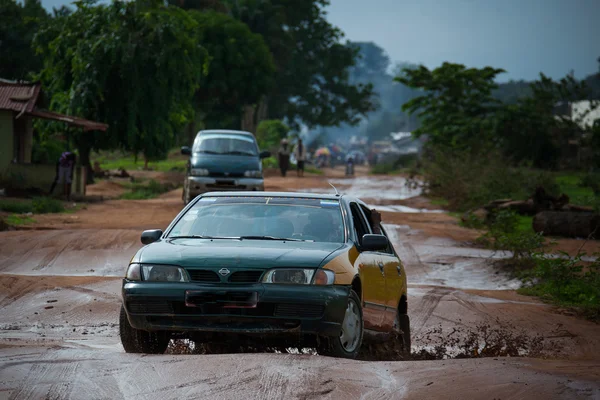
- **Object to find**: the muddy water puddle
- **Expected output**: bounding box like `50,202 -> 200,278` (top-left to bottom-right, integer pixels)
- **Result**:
161,317 -> 557,362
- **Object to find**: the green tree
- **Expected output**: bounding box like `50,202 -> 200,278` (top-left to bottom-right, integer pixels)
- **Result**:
497,73 -> 597,168
167,0 -> 228,12
255,119 -> 288,151
395,62 -> 505,149
35,1 -> 208,178
226,0 -> 376,129
189,10 -> 274,134
0,0 -> 49,80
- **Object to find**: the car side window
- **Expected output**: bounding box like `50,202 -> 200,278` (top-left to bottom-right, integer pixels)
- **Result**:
378,224 -> 395,255
349,203 -> 371,246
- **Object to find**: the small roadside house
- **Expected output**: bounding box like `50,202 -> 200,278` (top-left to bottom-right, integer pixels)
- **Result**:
0,79 -> 107,196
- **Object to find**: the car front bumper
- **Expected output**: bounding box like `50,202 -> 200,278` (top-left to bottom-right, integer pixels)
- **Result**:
186,176 -> 264,197
122,281 -> 350,337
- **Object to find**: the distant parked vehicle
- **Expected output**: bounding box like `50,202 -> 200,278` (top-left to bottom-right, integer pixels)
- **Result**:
180,130 -> 271,204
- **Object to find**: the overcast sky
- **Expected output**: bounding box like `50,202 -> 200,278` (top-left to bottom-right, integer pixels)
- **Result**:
39,0 -> 600,82
327,0 -> 600,81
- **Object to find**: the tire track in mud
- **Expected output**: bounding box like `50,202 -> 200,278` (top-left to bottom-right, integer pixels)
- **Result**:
409,287 -> 454,336
7,352 -> 81,400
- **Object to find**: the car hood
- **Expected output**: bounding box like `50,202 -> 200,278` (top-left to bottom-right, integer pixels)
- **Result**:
137,239 -> 344,269
191,153 -> 261,174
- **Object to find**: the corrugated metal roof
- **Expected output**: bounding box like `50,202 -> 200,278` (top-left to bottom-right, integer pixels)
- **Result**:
0,79 -> 107,131
28,109 -> 108,132
0,81 -> 41,113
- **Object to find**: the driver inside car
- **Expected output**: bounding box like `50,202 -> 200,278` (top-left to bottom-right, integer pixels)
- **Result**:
303,211 -> 342,242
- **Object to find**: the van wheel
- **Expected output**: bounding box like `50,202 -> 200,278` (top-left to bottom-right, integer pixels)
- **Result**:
318,290 -> 363,359
120,305 -> 169,354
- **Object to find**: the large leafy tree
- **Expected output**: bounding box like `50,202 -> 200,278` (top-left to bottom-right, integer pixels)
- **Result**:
34,0 -> 207,177
395,62 -> 505,149
255,119 -> 288,151
189,10 -> 274,133
226,0 -> 376,129
0,0 -> 49,80
496,73 -> 596,168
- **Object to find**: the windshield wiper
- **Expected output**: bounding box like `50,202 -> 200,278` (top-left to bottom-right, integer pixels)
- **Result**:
195,150 -> 221,154
221,151 -> 256,156
239,235 -> 305,242
168,235 -> 238,240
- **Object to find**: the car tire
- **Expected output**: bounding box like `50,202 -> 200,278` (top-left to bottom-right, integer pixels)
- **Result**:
393,310 -> 411,353
318,290 -> 363,359
119,305 -> 169,354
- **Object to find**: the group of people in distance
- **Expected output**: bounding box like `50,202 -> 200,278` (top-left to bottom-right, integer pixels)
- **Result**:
277,138 -> 306,177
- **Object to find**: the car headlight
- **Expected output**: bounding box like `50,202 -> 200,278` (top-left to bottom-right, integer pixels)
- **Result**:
125,263 -> 189,282
190,168 -> 209,176
261,269 -> 335,285
244,170 -> 262,178
312,269 -> 335,285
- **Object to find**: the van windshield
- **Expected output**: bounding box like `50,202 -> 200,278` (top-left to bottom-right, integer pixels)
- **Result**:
193,134 -> 257,156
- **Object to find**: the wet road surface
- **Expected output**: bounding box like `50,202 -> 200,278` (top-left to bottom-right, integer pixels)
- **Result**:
1,172 -> 599,399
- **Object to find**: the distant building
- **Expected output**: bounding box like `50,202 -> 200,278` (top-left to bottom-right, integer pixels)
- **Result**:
0,79 -> 107,195
553,100 -> 600,129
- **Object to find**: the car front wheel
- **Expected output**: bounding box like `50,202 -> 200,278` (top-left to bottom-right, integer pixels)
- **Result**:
393,310 -> 411,353
318,290 -> 363,359
119,305 -> 169,354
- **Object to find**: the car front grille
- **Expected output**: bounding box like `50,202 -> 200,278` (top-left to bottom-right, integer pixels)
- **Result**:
187,269 -> 221,282
274,304 -> 325,319
128,300 -> 173,314
228,271 -> 264,283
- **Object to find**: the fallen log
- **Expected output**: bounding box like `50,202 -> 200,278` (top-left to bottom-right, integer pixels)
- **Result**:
533,211 -> 600,239
497,199 -> 538,215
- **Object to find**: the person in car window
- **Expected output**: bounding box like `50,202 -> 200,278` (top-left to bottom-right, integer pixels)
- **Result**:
369,209 -> 382,234
277,139 -> 290,177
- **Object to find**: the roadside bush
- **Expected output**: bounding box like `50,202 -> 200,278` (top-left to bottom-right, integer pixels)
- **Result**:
262,156 -> 278,169
519,252 -> 600,320
0,197 -> 64,214
477,210 -> 545,267
32,197 -> 65,213
580,172 -> 600,195
0,199 -> 33,214
120,179 -> 173,200
422,150 -> 559,211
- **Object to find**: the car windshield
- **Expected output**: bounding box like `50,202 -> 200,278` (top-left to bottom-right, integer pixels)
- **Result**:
168,196 -> 344,243
192,134 -> 258,156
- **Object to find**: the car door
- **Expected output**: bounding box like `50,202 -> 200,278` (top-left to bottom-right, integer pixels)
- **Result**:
377,224 -> 407,331
348,202 -> 386,330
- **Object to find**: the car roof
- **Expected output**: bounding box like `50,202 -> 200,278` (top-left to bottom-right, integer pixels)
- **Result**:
200,191 -> 346,201
197,129 -> 254,136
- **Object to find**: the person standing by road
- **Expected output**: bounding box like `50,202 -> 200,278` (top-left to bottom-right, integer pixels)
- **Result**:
277,139 -> 290,177
293,138 -> 306,177
49,151 -> 76,200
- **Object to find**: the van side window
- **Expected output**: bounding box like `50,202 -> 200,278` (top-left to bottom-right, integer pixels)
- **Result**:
349,203 -> 371,246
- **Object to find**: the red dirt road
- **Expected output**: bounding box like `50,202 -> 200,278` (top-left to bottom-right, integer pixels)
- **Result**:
0,168 -> 599,399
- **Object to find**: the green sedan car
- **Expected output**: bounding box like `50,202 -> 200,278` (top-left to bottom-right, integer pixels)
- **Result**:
120,192 -> 410,358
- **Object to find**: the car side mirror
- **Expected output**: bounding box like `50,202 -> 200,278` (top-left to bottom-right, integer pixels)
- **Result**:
141,229 -> 163,245
361,234 -> 388,251
181,146 -> 191,156
259,150 -> 271,159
